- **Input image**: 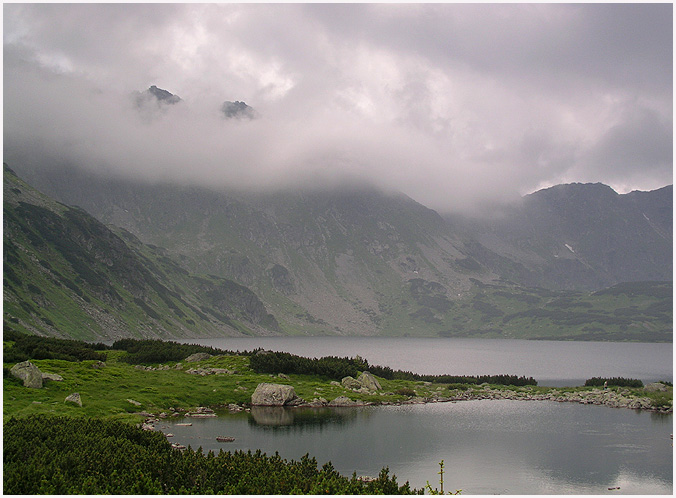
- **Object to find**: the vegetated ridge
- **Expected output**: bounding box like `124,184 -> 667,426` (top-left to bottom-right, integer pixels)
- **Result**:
4,162 -> 672,341
3,164 -> 280,341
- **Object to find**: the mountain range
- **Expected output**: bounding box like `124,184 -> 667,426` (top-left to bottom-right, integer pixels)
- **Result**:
4,161 -> 672,342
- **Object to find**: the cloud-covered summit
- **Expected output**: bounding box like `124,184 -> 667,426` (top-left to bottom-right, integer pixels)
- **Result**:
221,101 -> 258,120
3,3 -> 672,215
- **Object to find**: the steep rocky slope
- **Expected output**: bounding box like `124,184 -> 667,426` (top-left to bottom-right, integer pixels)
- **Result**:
3,165 -> 279,341
448,183 -> 672,290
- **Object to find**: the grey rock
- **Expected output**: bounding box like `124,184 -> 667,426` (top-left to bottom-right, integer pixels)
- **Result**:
328,396 -> 361,407
184,353 -> 212,362
65,393 -> 82,407
10,361 -> 43,388
42,372 -> 63,382
127,399 -> 142,406
357,371 -> 382,391
251,383 -> 298,406
91,361 -> 106,369
285,397 -> 306,406
341,376 -> 362,390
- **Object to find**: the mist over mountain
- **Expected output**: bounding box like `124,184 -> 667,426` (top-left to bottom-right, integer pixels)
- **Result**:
221,101 -> 258,119
6,160 -> 671,342
134,85 -> 182,108
447,183 -> 673,291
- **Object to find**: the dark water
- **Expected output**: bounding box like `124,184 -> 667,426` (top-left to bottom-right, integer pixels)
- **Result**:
164,400 -> 673,494
179,337 -> 673,386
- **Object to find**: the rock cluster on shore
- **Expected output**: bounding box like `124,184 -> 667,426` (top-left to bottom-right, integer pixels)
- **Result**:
246,381 -> 670,413
414,385 -> 672,413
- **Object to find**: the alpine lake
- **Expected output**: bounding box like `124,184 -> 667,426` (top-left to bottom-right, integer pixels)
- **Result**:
164,338 -> 673,494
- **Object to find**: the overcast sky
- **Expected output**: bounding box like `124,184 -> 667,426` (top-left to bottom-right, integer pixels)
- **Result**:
3,3 -> 673,214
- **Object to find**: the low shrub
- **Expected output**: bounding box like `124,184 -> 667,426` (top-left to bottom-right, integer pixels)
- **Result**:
3,415 -> 418,494
3,330 -> 108,363
584,377 -> 644,388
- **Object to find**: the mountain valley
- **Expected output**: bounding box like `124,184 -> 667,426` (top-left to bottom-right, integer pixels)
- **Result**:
4,161 -> 672,342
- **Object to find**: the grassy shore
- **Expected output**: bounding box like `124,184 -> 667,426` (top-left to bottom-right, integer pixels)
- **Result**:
4,348 -> 671,422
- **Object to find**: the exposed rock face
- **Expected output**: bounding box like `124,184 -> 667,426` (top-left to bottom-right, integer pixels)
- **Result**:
251,383 -> 298,406
342,372 -> 382,391
341,376 -> 362,390
269,264 -> 295,295
65,393 -> 82,407
185,353 -> 212,362
10,361 -> 43,388
357,372 -> 382,391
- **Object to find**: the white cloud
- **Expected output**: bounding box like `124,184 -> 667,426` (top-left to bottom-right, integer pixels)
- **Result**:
3,3 -> 672,215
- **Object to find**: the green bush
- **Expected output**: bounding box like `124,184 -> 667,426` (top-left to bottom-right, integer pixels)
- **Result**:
2,330 -> 108,363
394,387 -> 416,397
249,351 -> 365,380
249,350 -> 537,386
584,377 -> 644,388
3,415 -> 419,494
112,338 -> 228,364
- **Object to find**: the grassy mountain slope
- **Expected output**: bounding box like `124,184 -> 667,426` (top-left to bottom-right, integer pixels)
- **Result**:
11,165 -> 493,336
3,165 -> 279,341
5,164 -> 672,341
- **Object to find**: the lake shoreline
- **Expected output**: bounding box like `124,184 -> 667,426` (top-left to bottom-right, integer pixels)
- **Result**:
136,384 -> 672,425
388,385 -> 673,413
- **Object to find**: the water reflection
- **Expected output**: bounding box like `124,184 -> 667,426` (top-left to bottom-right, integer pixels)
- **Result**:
165,400 -> 672,494
249,406 -> 359,429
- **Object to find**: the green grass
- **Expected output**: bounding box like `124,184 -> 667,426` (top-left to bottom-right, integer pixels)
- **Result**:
5,345 -> 672,423
1,351 -> 473,420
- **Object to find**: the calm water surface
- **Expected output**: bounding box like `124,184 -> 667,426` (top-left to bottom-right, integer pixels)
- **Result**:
168,338 -> 673,494
179,337 -> 673,386
164,400 -> 672,494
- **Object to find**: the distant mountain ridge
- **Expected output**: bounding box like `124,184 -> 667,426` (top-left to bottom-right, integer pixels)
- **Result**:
448,182 -> 672,290
6,162 -> 671,342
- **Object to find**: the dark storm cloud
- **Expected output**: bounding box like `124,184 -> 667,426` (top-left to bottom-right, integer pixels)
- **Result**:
3,3 -> 672,214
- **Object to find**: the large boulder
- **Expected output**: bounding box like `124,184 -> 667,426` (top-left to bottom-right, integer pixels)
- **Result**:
10,361 -> 43,388
357,371 -> 382,391
341,376 -> 362,390
251,383 -> 298,406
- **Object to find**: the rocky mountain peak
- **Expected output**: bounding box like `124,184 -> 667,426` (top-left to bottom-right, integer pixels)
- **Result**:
221,100 -> 258,119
